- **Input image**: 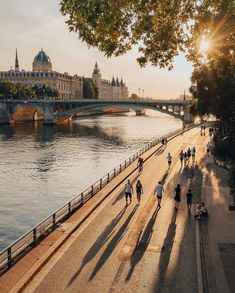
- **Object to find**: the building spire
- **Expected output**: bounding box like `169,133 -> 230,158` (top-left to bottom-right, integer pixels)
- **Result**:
15,48 -> 19,72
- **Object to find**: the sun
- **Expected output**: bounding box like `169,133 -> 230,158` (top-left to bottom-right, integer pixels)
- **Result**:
200,39 -> 210,53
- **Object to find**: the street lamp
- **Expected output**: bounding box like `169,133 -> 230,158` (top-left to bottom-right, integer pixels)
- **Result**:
138,88 -> 141,98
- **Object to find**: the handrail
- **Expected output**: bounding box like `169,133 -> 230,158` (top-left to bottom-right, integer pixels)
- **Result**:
0,123 -> 197,272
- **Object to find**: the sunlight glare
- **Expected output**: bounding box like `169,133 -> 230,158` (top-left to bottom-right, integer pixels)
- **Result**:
200,40 -> 210,53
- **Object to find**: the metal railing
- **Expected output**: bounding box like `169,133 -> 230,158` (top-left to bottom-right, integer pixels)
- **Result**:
0,123 -> 196,272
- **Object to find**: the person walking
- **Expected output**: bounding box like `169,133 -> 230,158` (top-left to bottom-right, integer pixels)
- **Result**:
179,150 -> 184,167
184,151 -> 188,166
155,181 -> 164,208
138,157 -> 144,173
186,189 -> 193,214
167,153 -> 172,168
174,184 -> 181,209
124,179 -> 133,205
187,147 -> 191,163
135,180 -> 143,205
191,146 -> 196,163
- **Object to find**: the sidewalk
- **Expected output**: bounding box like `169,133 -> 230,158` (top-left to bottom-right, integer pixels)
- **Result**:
2,126 -> 234,293
24,127 -> 205,293
200,154 -> 235,293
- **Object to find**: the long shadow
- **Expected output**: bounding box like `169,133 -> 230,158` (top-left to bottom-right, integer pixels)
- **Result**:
125,206 -> 160,281
68,206 -> 127,287
155,145 -> 166,156
88,205 -> 138,281
155,209 -> 178,292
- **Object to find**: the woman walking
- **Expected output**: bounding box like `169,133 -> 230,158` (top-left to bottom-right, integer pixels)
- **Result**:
174,184 -> 181,209
135,180 -> 143,205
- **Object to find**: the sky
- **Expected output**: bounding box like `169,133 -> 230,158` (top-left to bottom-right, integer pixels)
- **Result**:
0,0 -> 193,99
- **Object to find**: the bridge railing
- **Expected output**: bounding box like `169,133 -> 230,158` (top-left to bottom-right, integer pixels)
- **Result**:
0,123 -> 196,273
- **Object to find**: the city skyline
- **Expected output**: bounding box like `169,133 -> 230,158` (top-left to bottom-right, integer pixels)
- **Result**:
0,0 -> 193,99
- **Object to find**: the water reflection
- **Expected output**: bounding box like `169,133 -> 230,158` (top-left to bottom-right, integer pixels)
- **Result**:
0,111 -> 182,250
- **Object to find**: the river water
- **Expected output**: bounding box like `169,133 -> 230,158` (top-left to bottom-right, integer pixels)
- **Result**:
0,110 -> 181,251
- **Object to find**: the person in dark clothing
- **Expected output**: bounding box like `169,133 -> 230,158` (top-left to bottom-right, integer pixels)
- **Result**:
135,180 -> 143,205
174,184 -> 181,209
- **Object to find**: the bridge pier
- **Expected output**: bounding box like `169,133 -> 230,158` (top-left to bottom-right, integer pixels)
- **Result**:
134,109 -> 146,116
0,103 -> 10,124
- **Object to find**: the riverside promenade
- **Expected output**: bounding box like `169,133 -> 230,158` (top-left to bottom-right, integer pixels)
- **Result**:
1,126 -> 234,293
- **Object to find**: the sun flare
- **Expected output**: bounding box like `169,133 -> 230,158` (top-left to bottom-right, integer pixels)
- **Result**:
200,39 -> 210,53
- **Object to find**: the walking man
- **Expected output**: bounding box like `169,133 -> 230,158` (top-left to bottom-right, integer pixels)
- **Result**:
155,181 -> 164,208
124,179 -> 133,205
135,180 -> 143,205
138,157 -> 144,173
191,146 -> 196,163
167,153 -> 172,168
179,150 -> 184,167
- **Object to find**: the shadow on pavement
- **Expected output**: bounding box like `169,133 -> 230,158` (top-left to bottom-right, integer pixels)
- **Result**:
88,205 -> 138,281
125,206 -> 160,281
154,209 -> 178,292
68,206 -> 127,287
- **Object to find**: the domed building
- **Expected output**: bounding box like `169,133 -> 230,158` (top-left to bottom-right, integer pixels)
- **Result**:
33,49 -> 52,72
0,49 -> 83,100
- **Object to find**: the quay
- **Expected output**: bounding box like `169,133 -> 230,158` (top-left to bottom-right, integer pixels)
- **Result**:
0,125 -> 234,293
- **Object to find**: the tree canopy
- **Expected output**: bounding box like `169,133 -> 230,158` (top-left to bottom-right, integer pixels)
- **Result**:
60,0 -> 234,69
83,78 -> 99,99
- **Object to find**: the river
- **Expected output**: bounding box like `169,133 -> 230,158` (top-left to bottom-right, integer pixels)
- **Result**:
0,110 -> 182,251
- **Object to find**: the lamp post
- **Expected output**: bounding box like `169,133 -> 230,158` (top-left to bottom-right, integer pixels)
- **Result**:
138,88 -> 141,98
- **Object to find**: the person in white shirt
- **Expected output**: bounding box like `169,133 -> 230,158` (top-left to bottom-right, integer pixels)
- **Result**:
155,181 -> 164,208
124,179 -> 133,205
167,153 -> 172,168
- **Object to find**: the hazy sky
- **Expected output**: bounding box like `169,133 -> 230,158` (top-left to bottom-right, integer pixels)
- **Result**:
0,0 -> 193,99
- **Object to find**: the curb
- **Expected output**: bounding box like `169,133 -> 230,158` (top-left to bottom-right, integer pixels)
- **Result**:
9,125 -> 199,292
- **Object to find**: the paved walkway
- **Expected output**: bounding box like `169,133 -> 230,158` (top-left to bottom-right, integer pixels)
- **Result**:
1,126 -> 234,293
25,127 -> 206,293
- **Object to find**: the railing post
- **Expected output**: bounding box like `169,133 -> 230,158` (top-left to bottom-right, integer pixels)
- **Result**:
53,213 -> 56,228
33,227 -> 37,244
7,247 -> 12,267
114,168 -> 116,177
68,202 -> 71,214
125,161 -> 126,168
107,173 -> 110,182
91,185 -> 93,196
119,164 -> 121,172
100,178 -> 102,189
80,192 -> 84,206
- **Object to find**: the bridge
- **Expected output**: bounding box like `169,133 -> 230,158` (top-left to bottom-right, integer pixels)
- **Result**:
0,99 -> 193,124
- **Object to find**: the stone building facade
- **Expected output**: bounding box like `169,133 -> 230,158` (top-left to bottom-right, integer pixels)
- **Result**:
0,49 -> 83,100
91,62 -> 128,99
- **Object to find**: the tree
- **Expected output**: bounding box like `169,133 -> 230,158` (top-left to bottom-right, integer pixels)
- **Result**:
83,78 -> 95,99
60,0 -> 234,69
130,93 -> 140,100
